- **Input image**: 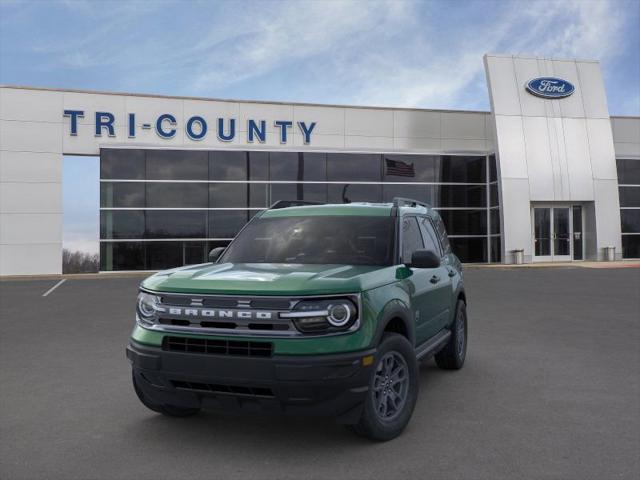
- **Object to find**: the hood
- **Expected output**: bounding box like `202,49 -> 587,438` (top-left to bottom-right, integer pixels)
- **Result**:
141,262 -> 399,295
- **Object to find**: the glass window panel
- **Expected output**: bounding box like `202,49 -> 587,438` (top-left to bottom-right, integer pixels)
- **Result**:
209,150 -> 249,180
100,211 -> 145,239
249,183 -> 268,208
382,184 -> 430,204
248,152 -> 269,181
100,242 -> 145,270
431,184 -> 486,208
437,156 -> 485,183
621,210 -> 640,233
619,186 -> 640,207
269,152 -> 326,181
100,182 -> 145,208
449,237 -> 488,263
622,235 -> 640,258
401,217 -> 424,264
433,213 -> 451,254
418,217 -> 441,256
490,183 -> 499,206
438,210 -> 487,236
270,183 -> 327,204
146,150 -> 208,180
490,236 -> 502,263
184,242 -> 209,265
209,183 -> 248,208
100,149 -> 145,179
383,155 -> 438,182
146,183 -> 208,208
327,183 -> 382,203
209,210 -> 249,238
490,209 -> 501,234
146,242 -> 183,270
146,211 -> 206,238
489,155 -> 497,182
327,153 -> 381,182
616,159 -> 640,185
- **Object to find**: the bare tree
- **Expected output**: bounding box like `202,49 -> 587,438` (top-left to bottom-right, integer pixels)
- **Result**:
62,249 -> 99,274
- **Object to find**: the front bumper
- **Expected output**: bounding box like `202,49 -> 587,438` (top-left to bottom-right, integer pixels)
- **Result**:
126,340 -> 376,423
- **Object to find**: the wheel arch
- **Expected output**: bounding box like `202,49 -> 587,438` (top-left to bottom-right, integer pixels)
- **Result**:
371,300 -> 415,347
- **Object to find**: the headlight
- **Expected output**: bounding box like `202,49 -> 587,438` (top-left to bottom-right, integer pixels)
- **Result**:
281,297 -> 358,334
136,291 -> 160,325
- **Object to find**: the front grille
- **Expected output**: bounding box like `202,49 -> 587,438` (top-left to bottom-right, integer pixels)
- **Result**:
162,336 -> 273,357
159,294 -> 291,310
171,380 -> 274,397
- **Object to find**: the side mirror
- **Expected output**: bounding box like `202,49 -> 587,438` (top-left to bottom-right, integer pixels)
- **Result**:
208,247 -> 226,262
409,249 -> 440,269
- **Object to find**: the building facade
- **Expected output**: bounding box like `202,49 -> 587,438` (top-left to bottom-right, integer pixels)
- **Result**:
0,54 -> 639,275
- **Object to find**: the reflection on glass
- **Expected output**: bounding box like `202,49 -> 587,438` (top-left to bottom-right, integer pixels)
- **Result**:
534,208 -> 551,256
616,159 -> 640,185
146,211 -> 206,238
327,154 -> 381,182
100,211 -> 145,239
327,184 -> 382,203
100,149 -> 145,179
438,210 -> 487,236
621,209 -> 640,233
100,183 -> 145,208
572,206 -> 583,260
209,210 -> 249,238
146,150 -> 208,180
146,183 -> 208,208
100,242 -> 144,270
553,208 -> 570,256
449,237 -> 487,263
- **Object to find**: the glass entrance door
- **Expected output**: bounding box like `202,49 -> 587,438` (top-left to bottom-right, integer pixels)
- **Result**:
532,205 -> 583,262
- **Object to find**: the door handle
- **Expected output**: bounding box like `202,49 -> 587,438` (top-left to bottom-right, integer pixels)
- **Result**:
447,268 -> 456,278
430,275 -> 440,284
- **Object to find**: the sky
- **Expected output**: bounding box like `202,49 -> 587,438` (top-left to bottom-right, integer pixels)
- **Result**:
1,0 -> 639,253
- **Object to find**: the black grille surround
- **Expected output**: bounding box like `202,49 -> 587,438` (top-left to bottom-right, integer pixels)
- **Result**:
162,336 -> 273,357
171,380 -> 274,398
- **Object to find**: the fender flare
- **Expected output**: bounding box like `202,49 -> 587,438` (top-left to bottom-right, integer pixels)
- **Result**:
371,299 -> 415,347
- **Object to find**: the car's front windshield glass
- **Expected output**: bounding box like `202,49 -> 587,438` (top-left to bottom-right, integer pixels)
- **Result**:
219,215 -> 395,266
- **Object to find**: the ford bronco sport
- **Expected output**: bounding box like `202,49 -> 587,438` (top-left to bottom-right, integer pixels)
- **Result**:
127,198 -> 467,441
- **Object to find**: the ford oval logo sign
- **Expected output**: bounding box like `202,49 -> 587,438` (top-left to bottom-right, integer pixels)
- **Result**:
526,77 -> 575,99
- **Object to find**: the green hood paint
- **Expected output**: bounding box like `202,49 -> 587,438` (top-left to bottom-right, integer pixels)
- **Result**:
141,262 -> 400,295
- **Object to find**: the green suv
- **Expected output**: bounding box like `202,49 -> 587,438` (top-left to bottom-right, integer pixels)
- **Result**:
127,198 -> 467,441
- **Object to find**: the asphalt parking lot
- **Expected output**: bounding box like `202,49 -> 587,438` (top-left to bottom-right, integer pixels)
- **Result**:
1,267 -> 639,480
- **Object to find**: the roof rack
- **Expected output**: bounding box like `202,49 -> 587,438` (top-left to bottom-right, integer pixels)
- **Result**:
269,200 -> 325,209
392,197 -> 431,209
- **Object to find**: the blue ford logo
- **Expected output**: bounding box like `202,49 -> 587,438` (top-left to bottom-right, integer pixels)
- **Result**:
526,77 -> 575,99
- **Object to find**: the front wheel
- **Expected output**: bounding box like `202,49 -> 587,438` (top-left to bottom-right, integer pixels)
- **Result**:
349,333 -> 419,441
435,300 -> 467,370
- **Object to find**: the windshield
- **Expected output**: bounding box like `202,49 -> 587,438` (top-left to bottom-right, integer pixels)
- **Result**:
219,215 -> 396,266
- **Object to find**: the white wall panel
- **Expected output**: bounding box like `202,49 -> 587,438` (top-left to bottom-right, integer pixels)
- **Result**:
0,213 -> 62,244
393,137 -> 441,151
0,243 -> 61,275
562,118 -> 594,200
587,119 -> 619,179
611,117 -> 640,149
292,133 -> 345,149
494,115 -> 528,178
344,135 -> 394,150
576,62 -> 610,119
500,178 -> 533,260
593,179 -> 622,259
513,57 -> 546,117
0,88 -> 63,122
393,110 -> 440,139
0,120 -> 63,153
522,116 -> 554,200
0,151 -> 62,182
441,138 -> 488,152
441,112 -> 486,139
484,55 -> 521,116
344,108 -> 393,137
239,102 -> 294,134
0,182 -> 61,213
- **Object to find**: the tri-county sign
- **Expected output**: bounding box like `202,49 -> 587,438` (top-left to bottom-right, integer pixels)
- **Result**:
525,77 -> 575,99
63,110 -> 317,144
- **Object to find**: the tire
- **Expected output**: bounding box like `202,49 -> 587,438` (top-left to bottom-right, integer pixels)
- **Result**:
349,333 -> 419,441
435,300 -> 467,370
132,371 -> 201,418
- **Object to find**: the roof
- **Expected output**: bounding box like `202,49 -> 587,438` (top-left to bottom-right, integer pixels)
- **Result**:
260,202 -> 432,218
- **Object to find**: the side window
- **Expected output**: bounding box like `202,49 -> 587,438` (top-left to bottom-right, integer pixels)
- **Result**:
419,217 -> 442,256
434,215 -> 451,254
401,217 -> 424,263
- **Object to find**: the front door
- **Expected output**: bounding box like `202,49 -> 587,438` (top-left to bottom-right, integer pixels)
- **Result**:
532,205 -> 583,262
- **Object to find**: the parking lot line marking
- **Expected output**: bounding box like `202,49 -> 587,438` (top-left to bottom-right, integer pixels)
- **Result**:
42,279 -> 66,297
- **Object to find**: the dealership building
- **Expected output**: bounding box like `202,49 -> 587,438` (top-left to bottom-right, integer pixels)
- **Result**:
0,54 -> 639,275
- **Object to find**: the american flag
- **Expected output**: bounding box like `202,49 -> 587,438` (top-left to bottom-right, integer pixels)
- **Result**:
385,158 -> 415,177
